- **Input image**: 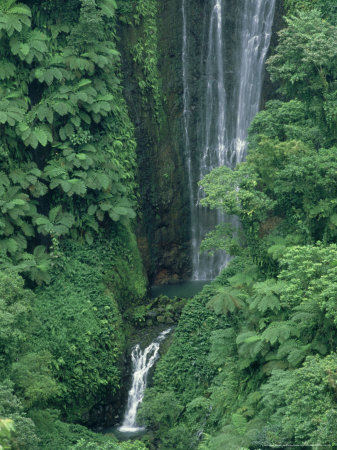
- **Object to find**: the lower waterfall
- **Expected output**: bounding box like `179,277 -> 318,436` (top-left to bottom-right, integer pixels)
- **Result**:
118,328 -> 171,433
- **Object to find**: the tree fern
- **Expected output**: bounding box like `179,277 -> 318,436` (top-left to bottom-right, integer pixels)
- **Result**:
287,346 -> 311,367
35,208 -> 75,237
207,285 -> 244,316
208,329 -> 236,367
250,279 -> 283,314
228,265 -> 259,289
98,0 -> 117,18
236,331 -> 262,346
52,101 -> 72,116
0,182 -> 37,256
262,359 -> 288,374
262,321 -> 297,345
231,413 -> 247,435
236,330 -> 269,365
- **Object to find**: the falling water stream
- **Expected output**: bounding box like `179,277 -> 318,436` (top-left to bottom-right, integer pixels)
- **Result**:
118,328 -> 171,433
183,0 -> 276,280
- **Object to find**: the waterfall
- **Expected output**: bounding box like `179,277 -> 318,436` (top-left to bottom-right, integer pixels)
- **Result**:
118,328 -> 171,432
182,0 -> 276,280
233,0 -> 276,163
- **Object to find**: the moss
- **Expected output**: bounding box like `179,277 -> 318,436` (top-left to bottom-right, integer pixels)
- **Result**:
106,224 -> 147,310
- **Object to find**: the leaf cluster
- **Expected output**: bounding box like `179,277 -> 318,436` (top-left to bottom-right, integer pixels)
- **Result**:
0,0 -> 138,282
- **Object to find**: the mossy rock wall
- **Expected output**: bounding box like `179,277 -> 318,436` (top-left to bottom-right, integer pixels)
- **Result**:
118,0 -> 195,284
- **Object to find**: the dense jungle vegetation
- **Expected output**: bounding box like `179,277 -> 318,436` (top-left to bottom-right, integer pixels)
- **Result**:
1,0 -> 337,449
138,1 -> 337,449
0,0 -> 150,448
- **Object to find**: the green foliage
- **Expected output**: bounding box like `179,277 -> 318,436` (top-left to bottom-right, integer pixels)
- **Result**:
145,244 -> 337,447
138,389 -> 182,432
0,230 -> 146,444
71,438 -> 147,449
248,99 -> 324,148
104,224 -> 147,309
0,0 -> 138,279
12,351 -> 61,409
200,222 -> 242,257
0,270 -> 33,376
207,285 -> 243,316
118,0 -> 162,120
200,164 -> 273,221
28,240 -> 125,421
150,287 -> 227,402
0,0 -> 150,448
0,381 -> 39,450
268,10 -> 337,95
29,408 -> 138,450
139,262 -> 248,447
200,431 -> 249,450
13,230 -> 144,424
4,0 -> 337,449
0,418 -> 15,450
143,11 -> 337,448
268,10 -> 337,142
0,2 -> 31,38
35,206 -> 75,237
257,354 -> 337,446
199,11 -> 337,270
200,140 -> 337,271
284,0 -> 337,25
0,168 -> 38,256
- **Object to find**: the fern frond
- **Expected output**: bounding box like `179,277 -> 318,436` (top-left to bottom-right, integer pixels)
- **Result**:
236,330 -> 261,345
207,285 -> 243,316
262,321 -> 296,345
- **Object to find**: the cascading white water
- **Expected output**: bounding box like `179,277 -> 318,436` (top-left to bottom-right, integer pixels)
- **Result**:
194,0 -> 231,280
232,0 -> 276,164
118,328 -> 171,432
182,0 -> 276,280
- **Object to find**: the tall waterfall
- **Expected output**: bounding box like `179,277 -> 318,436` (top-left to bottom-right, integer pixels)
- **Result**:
119,328 -> 171,432
182,0 -> 276,280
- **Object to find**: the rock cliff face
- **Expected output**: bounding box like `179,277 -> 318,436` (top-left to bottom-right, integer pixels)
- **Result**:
119,0 -> 284,285
119,0 -> 193,284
